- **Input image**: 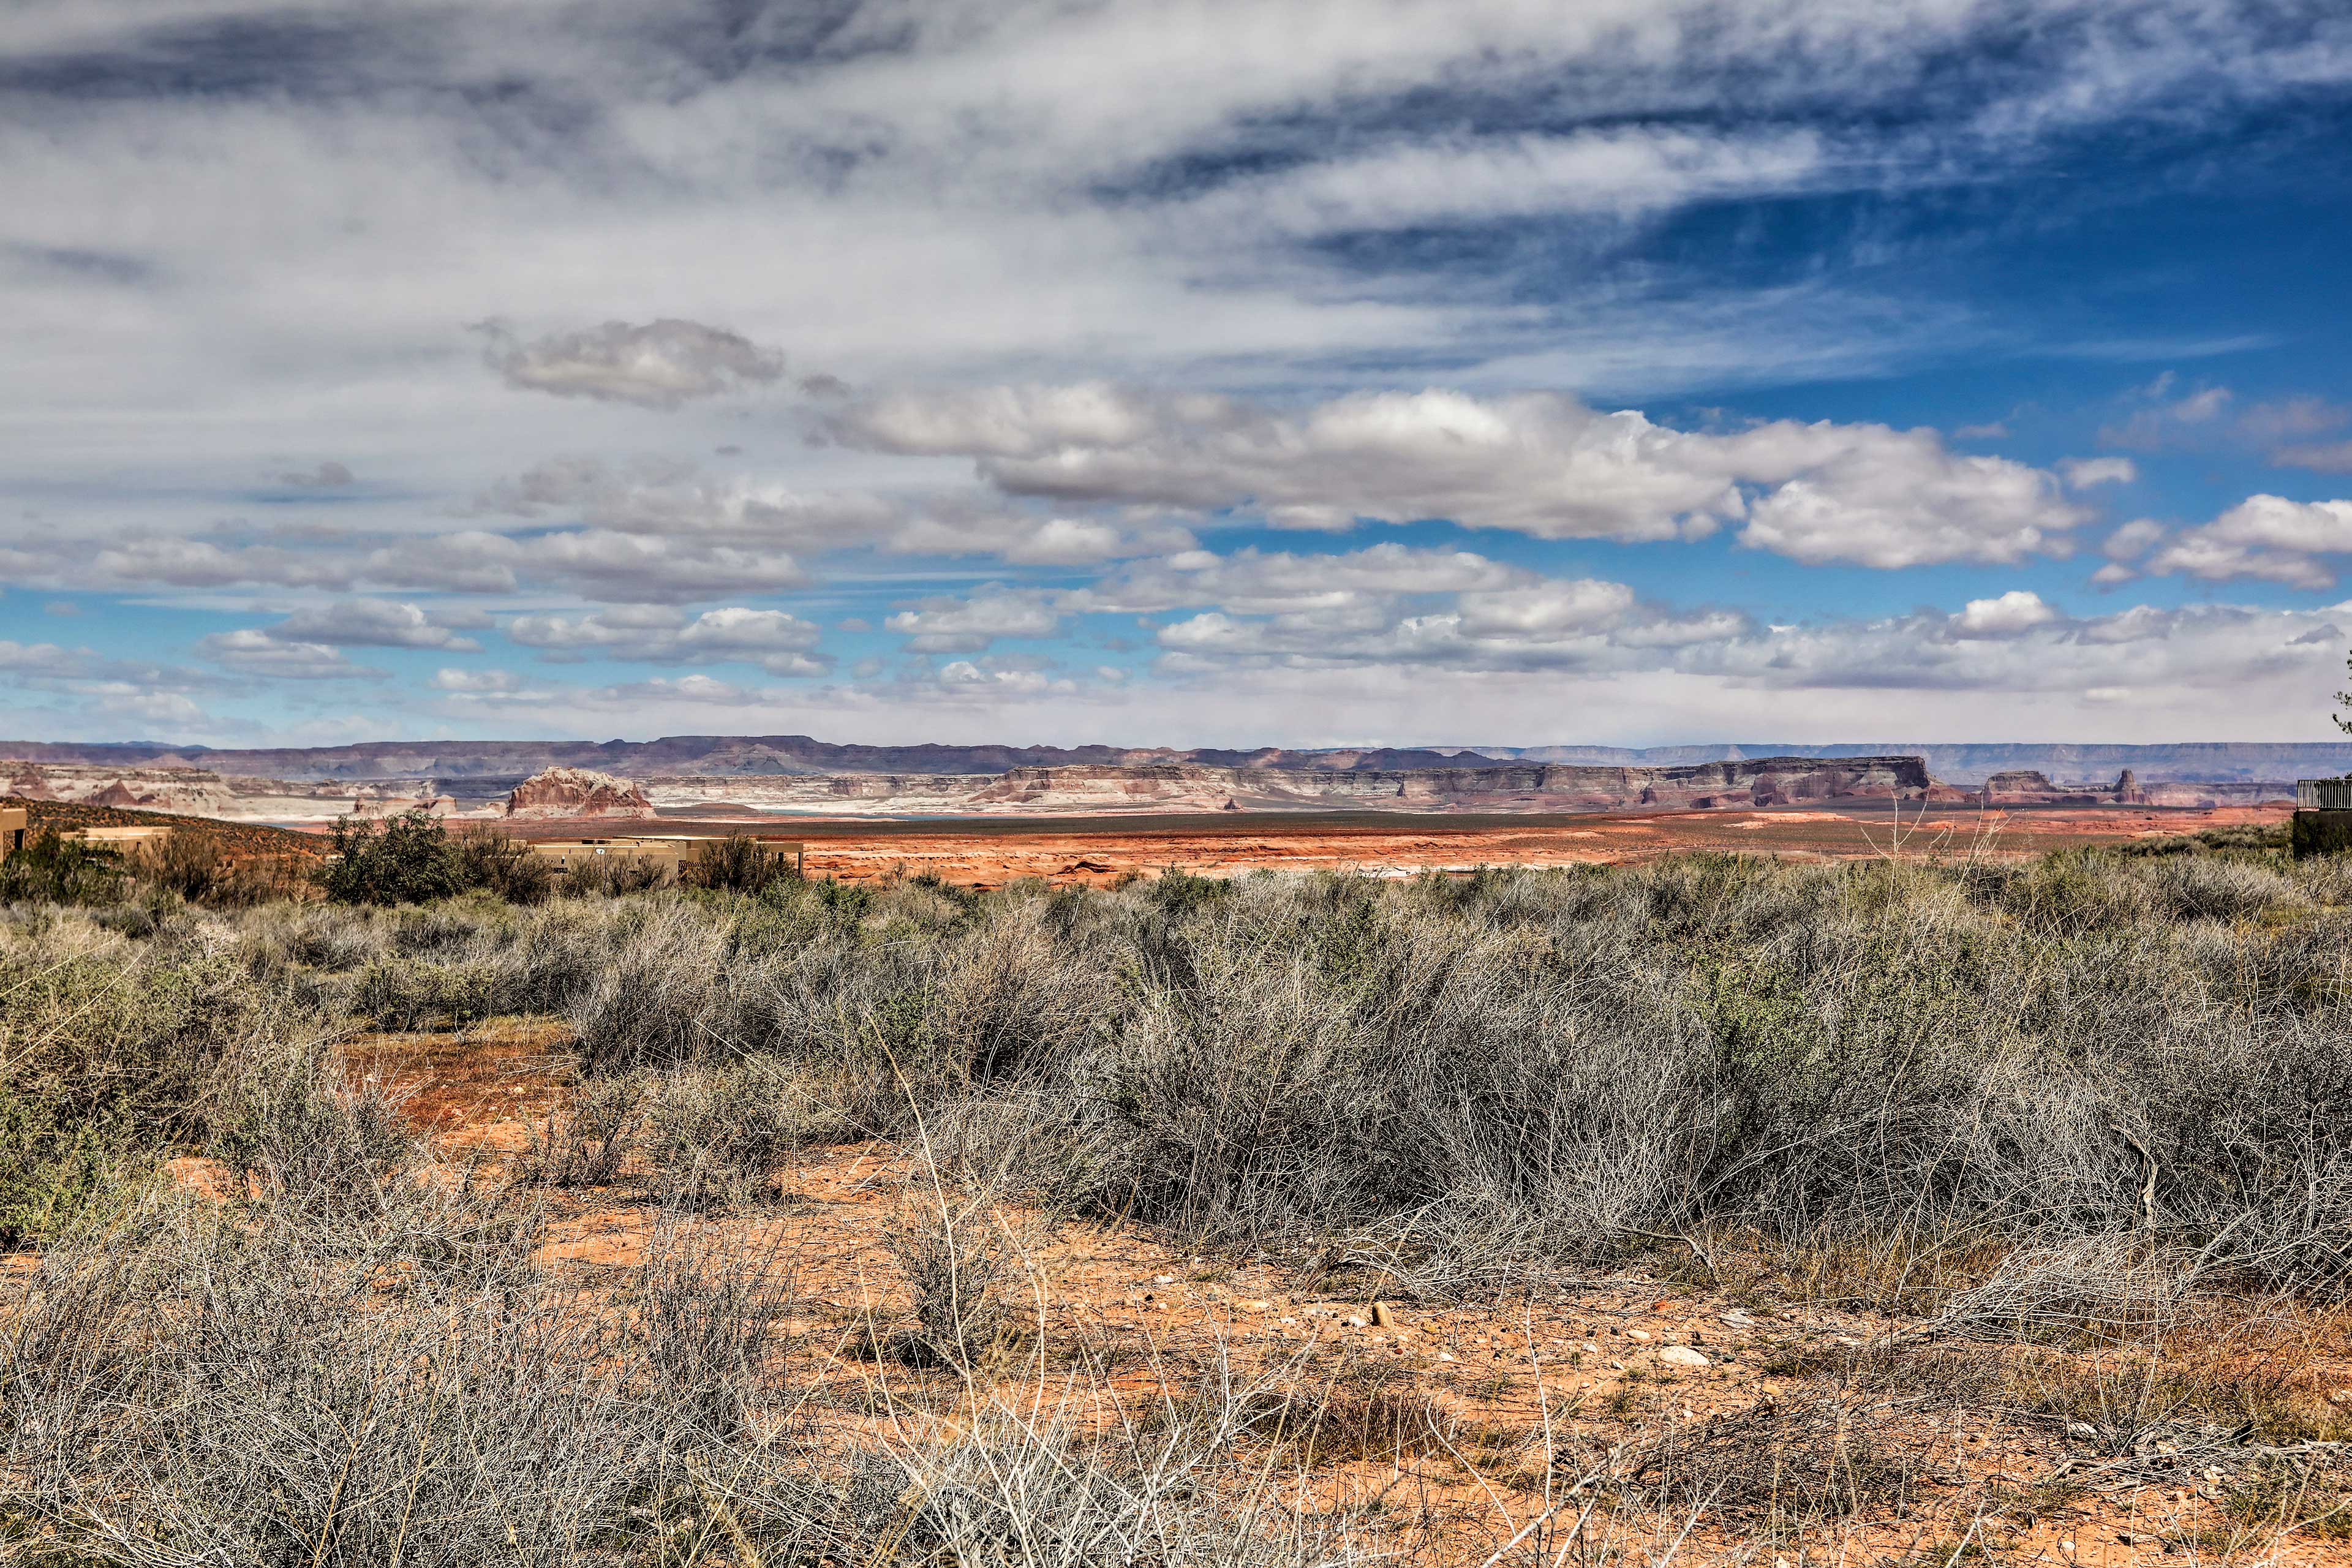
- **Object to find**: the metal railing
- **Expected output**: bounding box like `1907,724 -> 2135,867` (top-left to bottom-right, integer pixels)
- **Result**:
2297,778 -> 2352,810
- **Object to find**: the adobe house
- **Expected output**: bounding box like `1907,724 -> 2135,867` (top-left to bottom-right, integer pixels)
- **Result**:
1,805 -> 26,855
524,835 -> 806,878
2294,778 -> 2352,858
61,824 -> 175,850
524,836 -> 692,877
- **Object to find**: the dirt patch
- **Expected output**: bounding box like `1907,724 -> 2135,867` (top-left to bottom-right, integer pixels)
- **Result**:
510,802 -> 2295,887
282,1009 -> 2352,1566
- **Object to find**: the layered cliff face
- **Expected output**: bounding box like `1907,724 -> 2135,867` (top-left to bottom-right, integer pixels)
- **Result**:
639,755 -> 1940,815
1978,768 -> 2279,809
505,767 -> 655,820
0,761 -> 441,818
13,751 -> 2288,825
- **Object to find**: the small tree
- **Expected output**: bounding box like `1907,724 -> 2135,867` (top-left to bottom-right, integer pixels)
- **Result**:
452,827 -> 556,904
682,834 -> 799,894
321,809 -> 466,905
2336,648 -> 2352,739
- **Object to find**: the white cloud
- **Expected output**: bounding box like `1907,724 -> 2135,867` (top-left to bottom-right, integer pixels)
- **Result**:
270,598 -> 483,650
507,605 -> 830,675
475,458 -> 1190,567
1734,432 -> 2088,568
2104,518 -> 2169,560
7,1 -> 2350,744
1174,128 -> 1833,240
196,628 -> 373,679
1950,590 -> 2059,638
2061,457 -> 2138,488
582,674 -> 780,707
479,320 -> 786,409
886,590 -> 1063,654
1071,543 -> 1528,616
2145,494 -> 2352,589
0,640 -> 91,678
432,668 -> 525,694
835,387 -> 2092,568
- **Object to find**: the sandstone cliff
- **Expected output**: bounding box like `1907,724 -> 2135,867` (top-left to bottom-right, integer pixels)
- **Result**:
505,767 -> 655,820
641,755 -> 1940,816
1977,768 -> 2269,809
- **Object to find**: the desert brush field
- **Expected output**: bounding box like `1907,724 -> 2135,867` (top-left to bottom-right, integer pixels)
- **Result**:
5,820 -> 2352,1566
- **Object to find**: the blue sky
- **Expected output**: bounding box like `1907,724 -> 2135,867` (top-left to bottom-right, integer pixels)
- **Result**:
4,0 -> 2352,748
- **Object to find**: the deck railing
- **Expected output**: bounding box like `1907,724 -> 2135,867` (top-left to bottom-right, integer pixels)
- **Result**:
2297,778 -> 2352,809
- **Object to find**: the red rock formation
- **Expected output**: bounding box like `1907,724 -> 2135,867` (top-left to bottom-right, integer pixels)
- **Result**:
505,767 -> 655,820
1981,768 -> 2175,807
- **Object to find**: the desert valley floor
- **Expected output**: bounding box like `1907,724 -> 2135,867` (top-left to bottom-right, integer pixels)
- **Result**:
501,801 -> 2300,887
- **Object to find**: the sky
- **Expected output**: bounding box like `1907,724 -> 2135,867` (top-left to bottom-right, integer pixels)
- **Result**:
4,0 -> 2352,751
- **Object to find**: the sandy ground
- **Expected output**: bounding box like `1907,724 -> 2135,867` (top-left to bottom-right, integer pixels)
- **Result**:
505,802 -> 2296,888
187,1016 -> 2342,1565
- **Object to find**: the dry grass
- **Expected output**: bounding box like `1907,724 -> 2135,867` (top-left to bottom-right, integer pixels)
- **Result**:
11,843 -> 2352,1563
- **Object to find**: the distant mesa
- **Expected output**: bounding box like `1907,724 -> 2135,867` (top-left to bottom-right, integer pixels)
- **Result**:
505,766 -> 655,820
0,738 -> 2302,827
1980,768 -> 2188,808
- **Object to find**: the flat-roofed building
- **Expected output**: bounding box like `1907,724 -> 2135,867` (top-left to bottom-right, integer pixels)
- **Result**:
524,835 -> 692,876
522,834 -> 805,880
1,805 -> 26,854
60,824 -> 176,850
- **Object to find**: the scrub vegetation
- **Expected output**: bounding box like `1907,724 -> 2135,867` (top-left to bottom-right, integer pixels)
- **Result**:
6,824 -> 2351,1562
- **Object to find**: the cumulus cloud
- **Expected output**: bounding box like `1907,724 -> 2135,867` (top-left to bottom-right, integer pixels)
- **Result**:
269,598 -> 482,650
833,387 -> 2092,568
886,590 -> 1063,654
432,668 -> 526,695
0,640 -> 226,728
1133,568 -> 2352,709
1950,590 -> 2059,637
478,320 -> 786,409
2144,494 -> 2352,589
2061,457 -> 2137,488
197,628 -> 374,679
1140,560 -> 1747,673
372,530 -> 813,603
1733,432 -> 2089,567
12,1 -> 2352,743
476,458 -> 1189,567
1071,543 -> 1528,616
0,640 -> 94,679
507,605 -> 831,676
91,538 -> 356,592
2091,517 -> 2172,582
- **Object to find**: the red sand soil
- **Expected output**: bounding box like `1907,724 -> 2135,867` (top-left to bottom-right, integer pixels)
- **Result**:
507,802 -> 2294,888
132,1012 -> 2346,1567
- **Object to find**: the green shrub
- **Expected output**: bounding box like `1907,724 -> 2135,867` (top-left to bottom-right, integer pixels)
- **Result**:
320,809 -> 467,905
0,828 -> 127,907
0,1090 -> 143,1248
682,834 -> 801,894
453,827 -> 557,903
